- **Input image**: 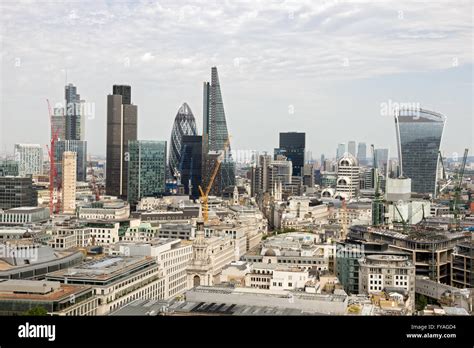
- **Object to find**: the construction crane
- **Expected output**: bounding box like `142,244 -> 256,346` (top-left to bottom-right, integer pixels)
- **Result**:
393,202 -> 426,232
46,99 -> 60,215
198,138 -> 231,222
451,148 -> 469,223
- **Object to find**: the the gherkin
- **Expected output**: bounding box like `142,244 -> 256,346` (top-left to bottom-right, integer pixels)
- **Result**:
169,103 -> 197,180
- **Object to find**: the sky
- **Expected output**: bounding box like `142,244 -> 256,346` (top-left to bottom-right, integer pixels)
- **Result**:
0,0 -> 473,162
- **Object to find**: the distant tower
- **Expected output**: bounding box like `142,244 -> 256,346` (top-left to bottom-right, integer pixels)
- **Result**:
169,102 -> 197,180
348,141 -> 356,157
61,151 -> 76,214
278,132 -> 306,177
233,185 -> 239,205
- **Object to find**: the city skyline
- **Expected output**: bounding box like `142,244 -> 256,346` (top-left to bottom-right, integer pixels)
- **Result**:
0,0 -> 472,160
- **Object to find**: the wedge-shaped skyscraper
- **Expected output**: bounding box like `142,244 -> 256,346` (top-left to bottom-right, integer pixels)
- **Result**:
395,108 -> 445,196
202,67 -> 235,194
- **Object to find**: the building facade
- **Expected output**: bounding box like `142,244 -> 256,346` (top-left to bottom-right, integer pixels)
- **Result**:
14,144 -> 43,176
106,85 -> 137,198
61,151 -> 76,214
0,176 -> 37,209
278,132 -> 305,177
127,140 -> 167,205
395,108 -> 445,195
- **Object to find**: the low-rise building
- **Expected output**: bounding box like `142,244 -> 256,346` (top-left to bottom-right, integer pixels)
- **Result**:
0,207 -> 50,225
0,279 -> 98,316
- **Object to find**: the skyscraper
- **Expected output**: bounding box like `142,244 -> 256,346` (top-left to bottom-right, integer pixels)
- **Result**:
127,140 -> 167,204
14,144 -> 43,176
54,140 -> 87,182
168,103 -> 197,180
395,108 -> 445,195
348,141 -> 356,157
106,85 -> 137,198
374,148 -> 389,177
202,67 -> 235,193
278,132 -> 305,177
336,143 -> 346,160
61,151 -> 76,214
357,142 -> 367,164
180,135 -> 202,199
64,83 -> 84,141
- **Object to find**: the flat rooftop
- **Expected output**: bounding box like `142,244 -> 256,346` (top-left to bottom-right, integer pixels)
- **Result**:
0,279 -> 90,301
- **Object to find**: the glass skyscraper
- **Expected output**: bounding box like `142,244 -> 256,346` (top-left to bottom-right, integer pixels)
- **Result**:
168,103 -> 197,180
278,132 -> 305,177
180,135 -> 202,199
395,108 -> 445,195
127,140 -> 167,204
54,140 -> 87,182
202,67 -> 235,193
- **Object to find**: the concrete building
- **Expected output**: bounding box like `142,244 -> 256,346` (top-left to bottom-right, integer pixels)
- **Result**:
0,159 -> 19,177
187,222 -> 236,288
358,254 -> 416,310
157,223 -> 195,240
78,200 -> 130,221
61,151 -> 76,214
46,256 -> 164,315
451,242 -> 473,288
336,154 -> 359,199
0,207 -> 49,225
122,222 -> 158,242
0,279 -> 98,316
14,144 -> 43,176
110,238 -> 193,299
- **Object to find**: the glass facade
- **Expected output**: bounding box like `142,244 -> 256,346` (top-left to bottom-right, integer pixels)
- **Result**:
279,132 -> 305,177
54,140 -> 87,182
180,135 -> 202,199
395,109 -> 445,196
168,103 -> 197,180
202,67 -> 235,192
127,140 -> 167,204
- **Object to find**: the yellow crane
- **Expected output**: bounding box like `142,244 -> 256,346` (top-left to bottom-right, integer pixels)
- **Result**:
198,138 -> 231,222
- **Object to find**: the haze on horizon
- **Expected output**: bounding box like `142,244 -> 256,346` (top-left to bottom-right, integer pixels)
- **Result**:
0,0 -> 473,161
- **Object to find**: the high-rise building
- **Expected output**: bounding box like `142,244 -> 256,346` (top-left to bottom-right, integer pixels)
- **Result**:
61,151 -> 76,214
336,154 -> 360,199
278,132 -> 305,177
54,140 -> 87,182
51,107 -> 66,141
168,103 -> 197,180
202,67 -> 235,194
357,142 -> 367,164
336,143 -> 346,159
395,108 -> 445,196
0,176 -> 37,209
0,159 -> 19,177
106,85 -> 137,198
374,148 -> 389,177
127,140 -> 167,205
348,141 -> 356,157
64,83 -> 84,141
14,144 -> 43,176
180,135 -> 202,199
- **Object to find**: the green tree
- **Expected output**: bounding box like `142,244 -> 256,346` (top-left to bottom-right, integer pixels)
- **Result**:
416,294 -> 428,311
24,306 -> 48,316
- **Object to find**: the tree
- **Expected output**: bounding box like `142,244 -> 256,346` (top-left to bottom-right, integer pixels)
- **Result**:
24,306 -> 48,316
416,294 -> 428,311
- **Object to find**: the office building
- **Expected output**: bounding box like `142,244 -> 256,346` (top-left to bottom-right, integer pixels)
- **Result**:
336,154 -> 360,199
0,176 -> 37,209
374,148 -> 389,176
46,256 -> 164,315
336,143 -> 346,159
64,83 -> 85,141
202,67 -> 235,194
127,140 -> 167,205
168,103 -> 197,181
61,151 -> 76,214
348,141 -> 356,157
51,107 -> 66,140
0,207 -> 49,225
14,144 -> 43,176
0,280 -> 98,316
395,108 -> 445,195
357,142 -> 367,164
180,135 -> 202,199
54,140 -> 87,182
451,242 -> 473,288
106,85 -> 138,198
278,132 -> 305,177
0,160 -> 19,177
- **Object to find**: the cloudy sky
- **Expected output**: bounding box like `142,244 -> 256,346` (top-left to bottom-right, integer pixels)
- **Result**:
0,0 -> 472,161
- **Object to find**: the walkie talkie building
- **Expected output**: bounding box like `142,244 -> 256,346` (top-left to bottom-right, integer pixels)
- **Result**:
395,108 -> 445,196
